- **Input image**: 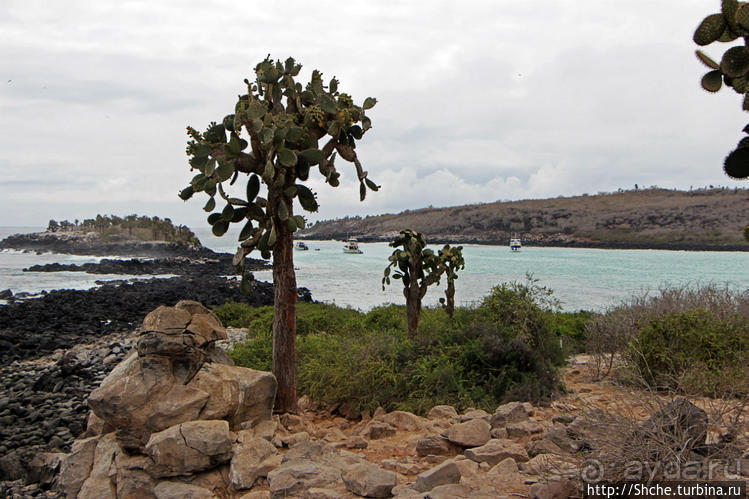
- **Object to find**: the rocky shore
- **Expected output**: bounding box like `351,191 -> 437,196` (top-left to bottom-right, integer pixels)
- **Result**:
23,254 -> 269,278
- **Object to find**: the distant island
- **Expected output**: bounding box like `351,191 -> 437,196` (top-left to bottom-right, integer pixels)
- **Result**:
299,187 -> 749,251
0,214 -> 214,258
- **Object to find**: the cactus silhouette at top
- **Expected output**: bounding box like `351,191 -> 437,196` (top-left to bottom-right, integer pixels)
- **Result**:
694,0 -> 749,179
180,56 -> 378,412
382,230 -> 445,333
437,244 -> 465,318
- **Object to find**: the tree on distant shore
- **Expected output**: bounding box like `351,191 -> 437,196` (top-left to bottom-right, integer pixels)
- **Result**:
438,244 -> 465,318
383,230 -> 445,333
694,1 -> 749,179
181,56 -> 378,412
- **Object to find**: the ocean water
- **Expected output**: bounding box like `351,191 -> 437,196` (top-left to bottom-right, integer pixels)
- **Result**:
1,226 -> 747,311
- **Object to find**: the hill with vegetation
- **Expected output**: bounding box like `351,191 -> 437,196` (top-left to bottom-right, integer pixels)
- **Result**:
299,187 -> 749,250
0,214 -> 209,257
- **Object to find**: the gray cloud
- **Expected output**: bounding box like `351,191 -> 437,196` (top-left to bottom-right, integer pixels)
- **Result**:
0,0 -> 744,229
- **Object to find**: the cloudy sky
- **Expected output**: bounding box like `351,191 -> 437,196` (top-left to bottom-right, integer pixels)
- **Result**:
1,0 -> 745,229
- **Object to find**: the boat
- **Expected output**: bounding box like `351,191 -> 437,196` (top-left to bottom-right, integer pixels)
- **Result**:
510,233 -> 521,252
343,237 -> 363,254
295,241 -> 309,251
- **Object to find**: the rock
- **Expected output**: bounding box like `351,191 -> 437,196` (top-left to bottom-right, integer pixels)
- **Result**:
230,436 -> 278,489
489,457 -> 519,476
142,305 -> 192,333
424,483 -> 473,498
427,405 -> 458,420
378,410 -> 425,431
520,454 -> 560,474
551,414 -> 575,425
526,438 -> 563,457
372,407 -> 387,418
145,420 -> 233,477
459,409 -> 491,422
490,402 -> 528,428
0,289 -> 12,299
267,461 -> 341,498
174,299 -> 214,315
464,438 -> 529,465
345,436 -> 368,449
246,419 -> 277,440
528,478 -> 577,499
361,420 -> 396,440
116,467 -> 156,499
543,427 -> 576,453
453,456 -> 479,478
414,459 -> 461,492
190,363 -> 276,428
26,451 -> 63,488
59,435 -> 100,497
490,427 -> 508,439
641,398 -> 708,450
78,476 -> 117,498
342,462 -> 397,497
153,481 -> 216,498
280,413 -> 304,432
506,419 -> 544,438
282,431 -> 311,447
415,435 -> 460,457
441,419 -> 490,447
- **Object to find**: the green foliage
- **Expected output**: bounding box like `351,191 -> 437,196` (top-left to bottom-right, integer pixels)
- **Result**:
548,310 -> 594,354
694,2 -> 749,178
627,308 -> 749,396
227,281 -> 571,415
182,56 -> 378,276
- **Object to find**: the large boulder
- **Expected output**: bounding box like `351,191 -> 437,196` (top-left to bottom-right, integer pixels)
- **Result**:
145,420 -> 233,478
341,462 -> 397,498
87,302 -> 276,451
441,419 -> 491,447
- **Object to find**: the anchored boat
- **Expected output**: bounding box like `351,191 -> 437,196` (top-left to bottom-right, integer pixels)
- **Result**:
343,237 -> 363,254
510,233 -> 521,252
295,241 -> 309,251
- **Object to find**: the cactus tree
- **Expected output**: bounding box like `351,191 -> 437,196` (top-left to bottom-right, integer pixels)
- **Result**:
382,230 -> 444,333
181,56 -> 378,412
694,0 -> 749,179
437,244 -> 465,318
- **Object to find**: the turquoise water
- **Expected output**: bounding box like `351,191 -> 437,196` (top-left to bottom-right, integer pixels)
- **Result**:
247,240 -> 748,312
2,226 -> 747,312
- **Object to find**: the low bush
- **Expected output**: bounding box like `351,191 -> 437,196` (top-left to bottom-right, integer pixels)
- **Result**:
224,277 -> 571,416
585,285 -> 749,396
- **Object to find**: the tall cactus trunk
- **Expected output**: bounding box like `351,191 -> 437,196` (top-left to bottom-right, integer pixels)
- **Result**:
406,280 -> 421,334
271,207 -> 297,413
445,278 -> 455,318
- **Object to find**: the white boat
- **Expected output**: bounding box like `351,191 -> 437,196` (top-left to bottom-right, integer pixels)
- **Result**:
510,233 -> 521,252
343,237 -> 363,254
295,241 -> 309,251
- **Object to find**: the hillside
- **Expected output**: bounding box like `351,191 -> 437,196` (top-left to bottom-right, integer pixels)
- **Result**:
299,187 -> 749,250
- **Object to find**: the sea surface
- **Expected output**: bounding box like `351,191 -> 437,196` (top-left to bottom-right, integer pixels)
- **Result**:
1,226 -> 747,311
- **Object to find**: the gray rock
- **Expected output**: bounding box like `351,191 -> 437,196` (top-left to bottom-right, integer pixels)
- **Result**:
230,436 -> 277,489
464,438 -> 529,465
427,405 -> 458,420
145,420 -> 233,477
490,402 -> 528,428
441,419 -> 490,447
414,459 -> 461,492
267,461 -> 341,498
342,462 -> 397,497
415,435 -> 460,457
153,481 -> 216,499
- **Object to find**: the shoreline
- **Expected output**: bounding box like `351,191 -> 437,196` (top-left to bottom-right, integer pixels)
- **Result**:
299,235 -> 749,252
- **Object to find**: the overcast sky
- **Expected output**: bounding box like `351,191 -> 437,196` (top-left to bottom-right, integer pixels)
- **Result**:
1,0 -> 746,230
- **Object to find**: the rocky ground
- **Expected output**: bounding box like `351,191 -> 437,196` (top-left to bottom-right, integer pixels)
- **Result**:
3,325 -> 747,498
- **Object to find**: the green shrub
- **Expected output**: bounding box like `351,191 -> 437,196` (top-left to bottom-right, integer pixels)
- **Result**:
228,280 -> 570,415
627,308 -> 749,396
213,302 -> 267,328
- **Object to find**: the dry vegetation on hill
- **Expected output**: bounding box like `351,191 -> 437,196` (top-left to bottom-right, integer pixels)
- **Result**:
300,187 -> 749,249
